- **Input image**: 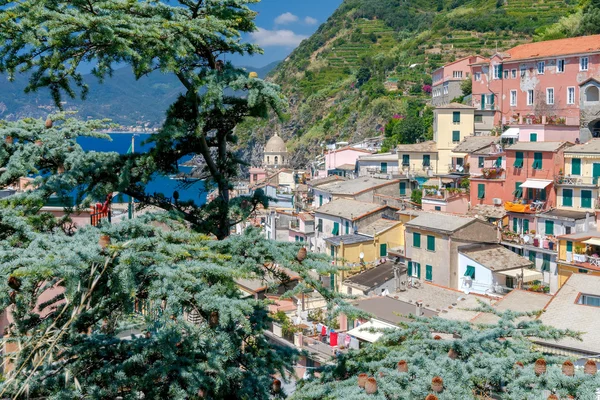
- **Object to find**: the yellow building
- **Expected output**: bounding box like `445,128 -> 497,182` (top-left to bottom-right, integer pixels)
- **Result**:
555,139 -> 600,212
556,232 -> 600,289
397,141 -> 440,177
325,218 -> 404,291
433,103 -> 475,173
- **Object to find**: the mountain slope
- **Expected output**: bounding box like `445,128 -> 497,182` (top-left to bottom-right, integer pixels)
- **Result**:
245,0 -> 586,167
0,62 -> 279,128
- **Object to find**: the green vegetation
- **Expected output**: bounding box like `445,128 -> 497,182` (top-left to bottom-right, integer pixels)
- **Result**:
258,0 -> 593,162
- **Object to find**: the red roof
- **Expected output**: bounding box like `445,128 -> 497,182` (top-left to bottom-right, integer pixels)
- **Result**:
505,34 -> 600,62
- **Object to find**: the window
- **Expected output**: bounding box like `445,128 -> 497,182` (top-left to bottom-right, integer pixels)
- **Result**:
474,72 -> 481,81
537,61 -> 545,74
381,162 -> 388,173
452,131 -> 460,142
453,71 -> 463,78
330,245 -> 335,258
425,265 -> 433,281
578,294 -> 600,307
541,254 -> 551,272
427,235 -> 435,252
413,232 -> 421,248
563,189 -> 573,207
530,133 -> 538,142
423,154 -> 431,167
452,111 -> 461,123
520,65 -> 527,77
504,69 -> 509,79
274,156 -> 278,165
434,206 -> 441,211
477,183 -> 485,199
546,88 -> 554,105
557,59 -> 565,73
345,220 -> 350,235
379,243 -> 387,257
586,86 -> 600,102
510,90 -> 517,106
532,152 -> 543,169
514,182 -> 523,198
402,154 -> 410,166
567,241 -> 573,253
571,158 -> 581,175
317,219 -> 323,232
464,266 -> 475,279
511,69 -> 517,78
443,83 -> 449,94
514,152 -> 524,168
400,182 -> 406,196
580,56 -> 589,71
319,194 -> 323,206
567,87 -> 575,105
523,218 -> 529,233
545,220 -> 554,235
527,90 -> 534,105
478,156 -> 485,168
512,217 -> 519,233
493,64 -> 502,79
474,114 -> 483,123
581,190 -> 592,208
495,156 -> 502,167
332,222 -> 340,236
408,262 -> 421,278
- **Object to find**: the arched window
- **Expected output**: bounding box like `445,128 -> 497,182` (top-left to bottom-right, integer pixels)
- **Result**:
586,86 -> 600,102
281,156 -> 284,165
267,156 -> 270,164
274,156 -> 279,165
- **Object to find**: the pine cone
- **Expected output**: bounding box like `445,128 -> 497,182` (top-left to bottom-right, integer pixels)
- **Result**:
296,247 -> 307,262
8,276 -> 21,291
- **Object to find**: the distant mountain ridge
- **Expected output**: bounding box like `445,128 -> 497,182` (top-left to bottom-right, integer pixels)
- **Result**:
0,61 -> 280,128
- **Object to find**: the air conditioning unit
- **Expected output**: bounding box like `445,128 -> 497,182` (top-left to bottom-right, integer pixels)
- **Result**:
493,198 -> 502,205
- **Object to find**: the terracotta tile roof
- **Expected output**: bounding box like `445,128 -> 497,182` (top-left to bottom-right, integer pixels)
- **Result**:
505,34 -> 600,62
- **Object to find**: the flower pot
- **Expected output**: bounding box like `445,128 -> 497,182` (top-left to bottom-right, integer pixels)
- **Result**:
448,348 -> 458,360
584,360 -> 597,375
5,136 -> 13,145
365,377 -> 377,394
357,373 -> 368,388
209,311 -> 219,328
98,234 -> 111,249
425,396 -> 439,400
534,358 -> 546,375
562,360 -> 574,376
272,378 -> 281,393
397,360 -> 408,373
297,247 -> 307,262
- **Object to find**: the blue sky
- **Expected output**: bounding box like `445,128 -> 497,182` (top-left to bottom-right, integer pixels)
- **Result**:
233,0 -> 343,67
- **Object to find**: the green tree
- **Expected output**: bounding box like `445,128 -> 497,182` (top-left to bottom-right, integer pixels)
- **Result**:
578,0 -> 600,35
0,0 -> 286,240
460,78 -> 472,96
356,67 -> 372,87
293,306 -> 600,399
410,188 -> 423,205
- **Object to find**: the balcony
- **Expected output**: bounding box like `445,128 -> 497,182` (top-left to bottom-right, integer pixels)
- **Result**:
554,175 -> 599,187
423,188 -> 468,201
508,114 -> 577,126
504,199 -> 552,214
501,231 -> 557,252
447,164 -> 469,174
478,167 -> 505,180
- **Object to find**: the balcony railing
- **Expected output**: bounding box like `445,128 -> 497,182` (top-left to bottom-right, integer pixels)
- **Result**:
447,164 -> 469,173
479,167 -> 505,179
423,188 -> 468,201
501,231 -> 557,251
555,175 -> 598,186
504,199 -> 552,213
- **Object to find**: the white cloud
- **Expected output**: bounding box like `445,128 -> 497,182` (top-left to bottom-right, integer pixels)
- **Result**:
274,12 -> 299,25
304,16 -> 318,25
250,28 -> 308,47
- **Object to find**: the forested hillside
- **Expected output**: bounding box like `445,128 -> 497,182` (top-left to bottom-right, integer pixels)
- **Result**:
239,0 -> 598,168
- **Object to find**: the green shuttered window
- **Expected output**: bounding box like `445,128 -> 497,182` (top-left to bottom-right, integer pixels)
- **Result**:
532,152 -> 543,169
453,111 -> 460,123
427,235 -> 435,252
452,131 -> 460,142
477,184 -> 485,199
413,232 -> 421,248
562,189 -> 573,207
571,158 -> 581,175
425,265 -> 433,281
582,190 -> 592,208
514,152 -> 524,168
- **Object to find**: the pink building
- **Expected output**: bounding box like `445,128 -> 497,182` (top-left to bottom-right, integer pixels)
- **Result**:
249,167 -> 267,185
432,55 -> 486,106
324,147 -> 373,175
470,34 -> 600,141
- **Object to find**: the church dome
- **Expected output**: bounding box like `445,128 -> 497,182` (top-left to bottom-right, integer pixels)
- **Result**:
265,133 -> 287,153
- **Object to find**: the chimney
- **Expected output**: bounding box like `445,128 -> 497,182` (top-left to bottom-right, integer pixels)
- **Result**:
415,300 -> 424,317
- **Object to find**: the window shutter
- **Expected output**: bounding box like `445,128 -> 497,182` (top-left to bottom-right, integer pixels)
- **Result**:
513,218 -> 518,233
452,131 -> 460,142
478,183 -> 485,199
426,265 -> 432,281
423,154 -> 430,166
478,157 -> 484,168
408,262 -> 413,277
545,220 -> 554,235
514,182 -> 523,198
496,157 -> 502,167
417,263 -> 421,279
400,182 -> 406,195
581,190 -> 592,208
529,251 -> 536,263
530,133 -> 537,142
572,158 -> 581,175
563,189 -> 573,207
413,232 -> 421,248
523,218 -> 529,233
380,243 -> 387,257
567,241 -> 573,252
514,152 -> 523,168
427,235 -> 435,252
453,111 -> 460,123
481,94 -> 485,110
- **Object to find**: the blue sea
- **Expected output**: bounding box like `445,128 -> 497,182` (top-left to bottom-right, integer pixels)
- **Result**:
77,133 -> 207,204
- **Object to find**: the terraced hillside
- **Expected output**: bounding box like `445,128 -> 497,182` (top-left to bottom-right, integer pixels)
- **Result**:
236,0 -> 591,168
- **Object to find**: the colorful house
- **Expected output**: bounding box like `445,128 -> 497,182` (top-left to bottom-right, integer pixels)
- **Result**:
556,139 -> 600,213
470,34 -> 600,140
433,103 -> 476,173
432,56 -> 486,106
396,141 -> 439,177
324,146 -> 373,175
556,232 -> 600,289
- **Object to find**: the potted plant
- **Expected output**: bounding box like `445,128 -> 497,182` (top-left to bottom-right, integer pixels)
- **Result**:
574,247 -> 587,263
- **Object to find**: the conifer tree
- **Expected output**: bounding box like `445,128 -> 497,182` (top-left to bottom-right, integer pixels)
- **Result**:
294,306 -> 600,400
0,0 -> 286,239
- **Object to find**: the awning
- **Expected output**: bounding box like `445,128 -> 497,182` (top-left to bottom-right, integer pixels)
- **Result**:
583,238 -> 600,246
346,320 -> 398,343
464,266 -> 476,279
501,127 -> 520,138
520,179 -> 552,189
497,268 -> 543,282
